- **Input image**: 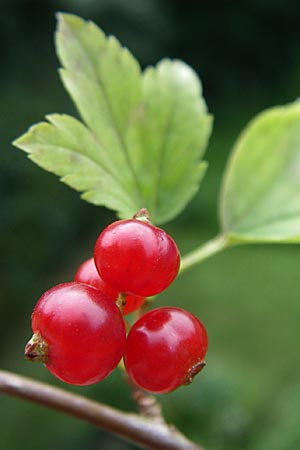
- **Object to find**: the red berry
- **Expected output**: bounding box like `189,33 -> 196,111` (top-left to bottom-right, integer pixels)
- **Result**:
74,258 -> 145,315
94,219 -> 180,297
124,307 -> 208,394
25,282 -> 126,385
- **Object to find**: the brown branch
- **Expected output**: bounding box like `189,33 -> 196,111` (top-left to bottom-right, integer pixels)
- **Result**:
0,369 -> 203,450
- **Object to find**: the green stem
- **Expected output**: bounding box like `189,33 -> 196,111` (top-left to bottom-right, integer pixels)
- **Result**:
179,234 -> 231,274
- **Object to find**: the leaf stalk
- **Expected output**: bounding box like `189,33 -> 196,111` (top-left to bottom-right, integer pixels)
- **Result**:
179,234 -> 231,274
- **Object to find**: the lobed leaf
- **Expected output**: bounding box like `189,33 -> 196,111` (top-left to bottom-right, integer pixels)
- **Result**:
220,101 -> 300,242
14,13 -> 212,224
126,59 -> 211,223
14,114 -> 137,216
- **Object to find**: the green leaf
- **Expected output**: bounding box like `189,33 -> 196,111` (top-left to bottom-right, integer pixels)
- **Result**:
220,101 -> 300,243
13,13 -> 211,224
126,59 -> 211,223
14,114 -> 138,215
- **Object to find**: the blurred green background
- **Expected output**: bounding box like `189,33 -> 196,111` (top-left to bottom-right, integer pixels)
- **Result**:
2,1 -> 300,449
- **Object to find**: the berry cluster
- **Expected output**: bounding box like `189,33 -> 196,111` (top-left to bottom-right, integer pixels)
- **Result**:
25,209 -> 208,394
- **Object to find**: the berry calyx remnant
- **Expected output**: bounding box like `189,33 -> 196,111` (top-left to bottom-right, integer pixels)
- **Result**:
124,307 -> 208,394
25,332 -> 48,363
25,282 -> 126,385
74,258 -> 145,315
94,214 -> 180,297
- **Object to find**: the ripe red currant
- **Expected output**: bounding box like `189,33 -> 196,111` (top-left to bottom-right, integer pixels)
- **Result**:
94,218 -> 180,297
124,307 -> 208,394
25,282 -> 126,385
74,258 -> 145,315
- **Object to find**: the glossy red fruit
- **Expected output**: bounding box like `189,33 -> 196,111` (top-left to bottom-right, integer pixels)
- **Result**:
94,219 -> 180,297
124,307 -> 208,394
74,258 -> 145,315
25,282 -> 126,385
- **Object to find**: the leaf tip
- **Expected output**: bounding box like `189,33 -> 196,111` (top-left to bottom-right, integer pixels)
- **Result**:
56,11 -> 80,27
55,11 -> 63,22
12,132 -> 29,151
55,11 -> 73,33
55,12 -> 87,48
12,136 -> 21,149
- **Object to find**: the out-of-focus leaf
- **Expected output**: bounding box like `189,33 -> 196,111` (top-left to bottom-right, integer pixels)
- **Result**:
220,101 -> 300,242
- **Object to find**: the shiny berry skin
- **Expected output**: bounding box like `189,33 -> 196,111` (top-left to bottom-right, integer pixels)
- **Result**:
25,282 -> 126,385
124,307 -> 208,394
94,219 -> 180,297
74,258 -> 145,315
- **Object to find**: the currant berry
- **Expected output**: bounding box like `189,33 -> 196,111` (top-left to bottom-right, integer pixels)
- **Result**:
25,282 -> 126,385
124,307 -> 208,394
94,217 -> 180,297
74,258 -> 145,315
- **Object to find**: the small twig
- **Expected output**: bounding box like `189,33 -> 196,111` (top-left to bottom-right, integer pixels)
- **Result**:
0,369 -> 203,450
131,383 -> 165,424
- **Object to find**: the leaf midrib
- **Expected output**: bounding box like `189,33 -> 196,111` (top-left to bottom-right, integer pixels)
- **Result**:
63,19 -> 143,209
152,91 -> 181,219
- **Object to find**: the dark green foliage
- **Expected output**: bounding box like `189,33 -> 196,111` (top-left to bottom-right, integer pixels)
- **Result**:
2,2 -> 300,450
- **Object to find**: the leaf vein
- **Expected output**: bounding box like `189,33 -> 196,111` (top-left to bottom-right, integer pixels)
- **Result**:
64,22 -> 143,208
